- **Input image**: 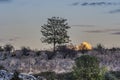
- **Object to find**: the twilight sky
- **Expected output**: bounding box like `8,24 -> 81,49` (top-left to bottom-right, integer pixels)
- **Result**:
0,0 -> 120,49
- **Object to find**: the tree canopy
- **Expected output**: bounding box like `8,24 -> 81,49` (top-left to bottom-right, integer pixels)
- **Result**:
41,17 -> 71,52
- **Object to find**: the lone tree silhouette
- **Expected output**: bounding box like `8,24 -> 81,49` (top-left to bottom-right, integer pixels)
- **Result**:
41,17 -> 70,53
4,44 -> 14,53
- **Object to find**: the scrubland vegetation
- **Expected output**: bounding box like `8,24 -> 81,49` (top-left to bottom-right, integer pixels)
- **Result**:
0,44 -> 120,80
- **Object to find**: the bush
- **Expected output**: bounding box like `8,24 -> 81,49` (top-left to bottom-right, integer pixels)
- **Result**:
73,55 -> 106,80
105,71 -> 120,80
35,50 -> 41,56
45,51 -> 55,60
56,45 -> 77,59
34,72 -> 75,80
0,65 -> 5,70
0,46 -> 4,52
21,47 -> 31,56
110,71 -> 120,79
34,71 -> 56,80
56,72 -> 75,80
10,70 -> 22,80
105,72 -> 118,80
94,44 -> 106,54
3,44 -> 14,53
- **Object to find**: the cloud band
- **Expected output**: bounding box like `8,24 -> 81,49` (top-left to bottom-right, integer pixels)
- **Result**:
71,2 -> 120,6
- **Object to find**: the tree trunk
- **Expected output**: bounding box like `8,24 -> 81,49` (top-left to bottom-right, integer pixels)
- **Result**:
53,41 -> 56,53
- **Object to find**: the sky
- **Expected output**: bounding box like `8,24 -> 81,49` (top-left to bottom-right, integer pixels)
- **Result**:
0,0 -> 120,49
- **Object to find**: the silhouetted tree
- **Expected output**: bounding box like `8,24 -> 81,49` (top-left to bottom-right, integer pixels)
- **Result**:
41,17 -> 70,53
95,44 -> 105,54
3,44 -> 14,53
0,46 -> 4,52
109,47 -> 118,52
21,47 -> 31,56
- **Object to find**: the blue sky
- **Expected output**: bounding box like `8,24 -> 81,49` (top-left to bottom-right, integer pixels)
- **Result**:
0,0 -> 120,49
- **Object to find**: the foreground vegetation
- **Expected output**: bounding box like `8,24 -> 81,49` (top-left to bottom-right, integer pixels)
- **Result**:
33,71 -> 120,80
33,55 -> 119,80
0,44 -> 120,80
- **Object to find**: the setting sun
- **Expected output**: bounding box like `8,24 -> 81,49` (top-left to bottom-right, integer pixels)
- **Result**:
75,42 -> 92,51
